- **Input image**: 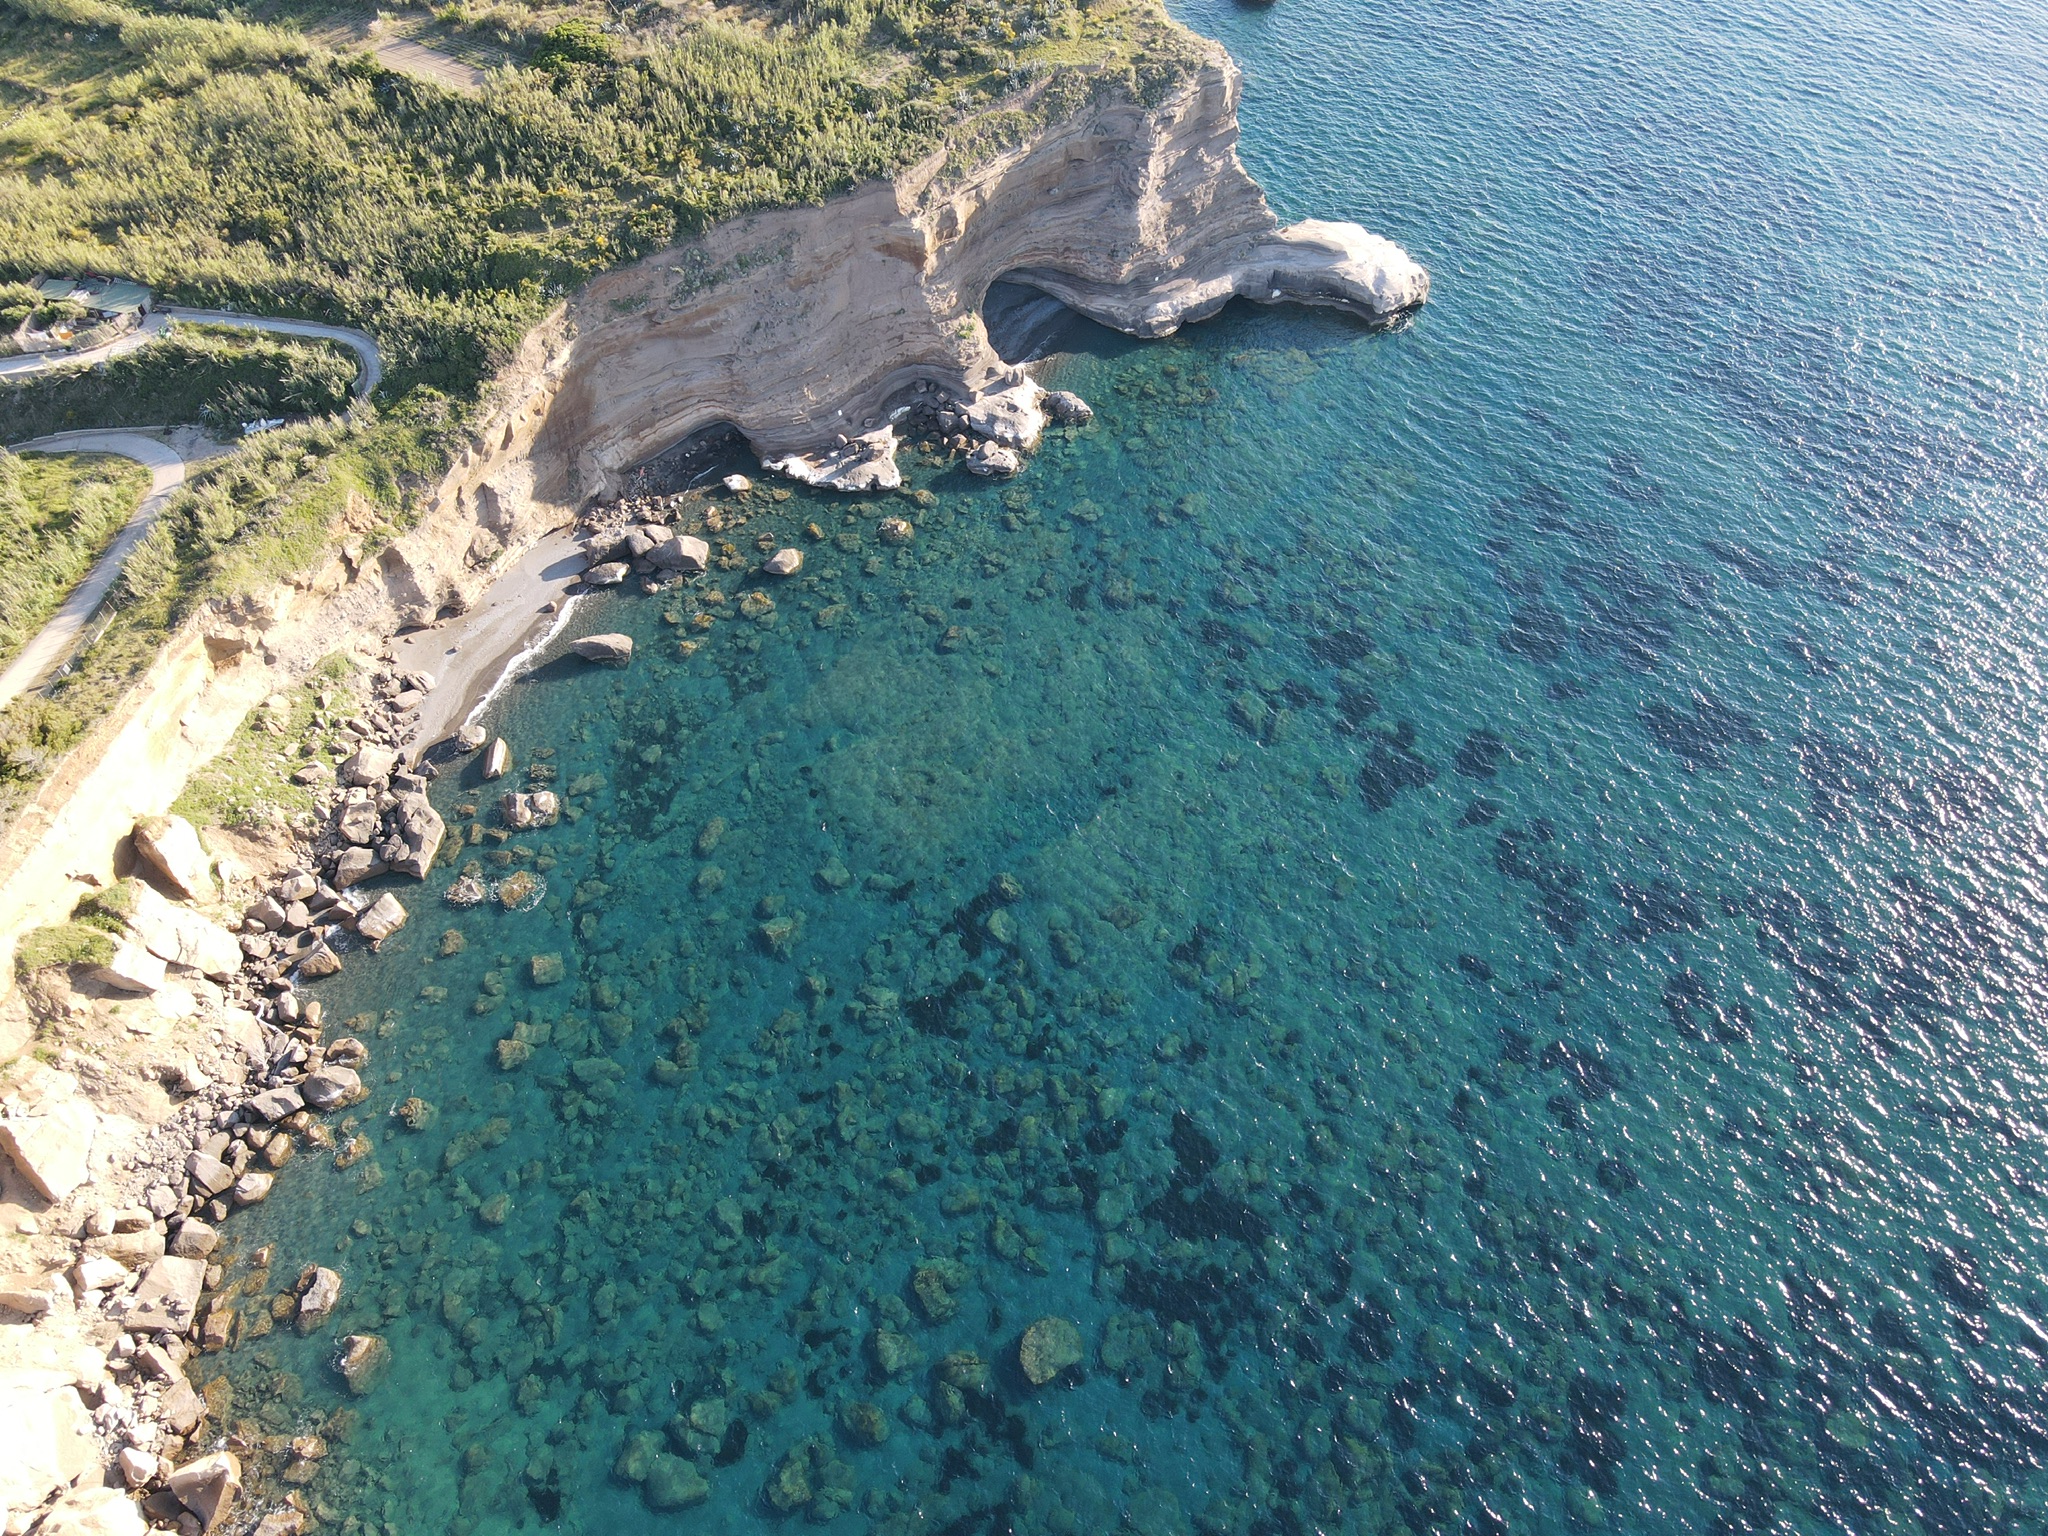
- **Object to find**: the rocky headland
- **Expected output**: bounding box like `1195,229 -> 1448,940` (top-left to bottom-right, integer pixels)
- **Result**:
0,43 -> 1424,1536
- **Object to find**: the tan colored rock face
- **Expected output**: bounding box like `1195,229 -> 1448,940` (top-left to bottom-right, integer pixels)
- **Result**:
536,59 -> 1425,497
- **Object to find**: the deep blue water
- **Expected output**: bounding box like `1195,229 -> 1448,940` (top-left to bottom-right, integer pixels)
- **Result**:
198,1 -> 2048,1532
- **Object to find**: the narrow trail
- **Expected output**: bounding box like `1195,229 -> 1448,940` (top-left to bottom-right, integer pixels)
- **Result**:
0,430 -> 229,711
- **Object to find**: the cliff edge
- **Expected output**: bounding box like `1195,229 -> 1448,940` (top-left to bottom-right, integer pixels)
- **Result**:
538,55 -> 1426,496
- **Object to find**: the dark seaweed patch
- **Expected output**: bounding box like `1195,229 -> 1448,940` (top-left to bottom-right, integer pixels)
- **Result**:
1500,603 -> 1569,664
1333,683 -> 1380,730
1358,722 -> 1436,812
1563,1374 -> 1629,1496
1460,797 -> 1503,827
1494,819 -> 1591,941
1638,692 -> 1765,770
1454,728 -> 1509,780
1307,629 -> 1375,668
1610,877 -> 1705,941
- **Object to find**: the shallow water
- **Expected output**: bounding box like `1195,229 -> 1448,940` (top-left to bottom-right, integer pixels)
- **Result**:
198,1 -> 2048,1532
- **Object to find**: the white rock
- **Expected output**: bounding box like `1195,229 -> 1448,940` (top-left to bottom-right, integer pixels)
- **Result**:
583,560 -> 629,586
131,815 -> 215,902
117,880 -> 241,980
123,1255 -> 207,1334
1254,219 -> 1431,317
454,723 -> 487,752
339,744 -> 398,787
302,1066 -> 362,1111
648,535 -> 710,573
0,1095 -> 97,1202
167,1450 -> 242,1531
117,1446 -> 157,1487
0,1269 -> 71,1318
482,738 -> 511,781
95,939 -> 166,995
74,1255 -> 130,1292
721,473 -> 752,493
28,1483 -> 145,1536
297,1267 -> 343,1331
764,425 -> 902,492
965,441 -> 1022,477
570,634 -> 634,665
355,892 -> 408,943
0,1376 -> 96,1514
762,548 -> 803,578
963,378 -> 1046,449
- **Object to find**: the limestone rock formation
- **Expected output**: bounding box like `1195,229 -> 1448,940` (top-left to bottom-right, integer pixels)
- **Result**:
0,1093 -> 97,1202
571,634 -> 634,665
132,814 -> 215,901
538,59 -> 1424,498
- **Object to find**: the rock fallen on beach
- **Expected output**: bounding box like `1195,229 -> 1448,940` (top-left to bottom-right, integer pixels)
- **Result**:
584,561 -> 629,587
572,634 -> 635,665
331,849 -> 383,889
1044,390 -> 1094,425
337,1333 -> 391,1396
302,1066 -> 364,1111
167,1450 -> 242,1531
965,441 -> 1022,477
296,1266 -> 343,1332
763,548 -> 804,577
96,938 -> 167,995
124,1255 -> 206,1334
247,1085 -> 304,1122
340,745 -> 398,787
132,813 -> 216,901
482,738 -> 511,780
355,892 -> 408,943
297,941 -> 343,979
0,1095 -> 98,1203
386,794 -> 445,879
649,534 -> 710,573
32,1487 -> 146,1536
455,723 -> 487,752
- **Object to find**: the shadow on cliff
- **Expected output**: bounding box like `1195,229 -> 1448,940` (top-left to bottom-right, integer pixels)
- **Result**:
983,280 -> 1138,368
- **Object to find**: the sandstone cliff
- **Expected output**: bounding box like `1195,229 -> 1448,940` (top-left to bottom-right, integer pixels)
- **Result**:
538,56 -> 1425,497
0,54 -> 1425,985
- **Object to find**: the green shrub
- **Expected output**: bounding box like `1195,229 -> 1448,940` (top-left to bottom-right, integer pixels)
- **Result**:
16,920 -> 117,974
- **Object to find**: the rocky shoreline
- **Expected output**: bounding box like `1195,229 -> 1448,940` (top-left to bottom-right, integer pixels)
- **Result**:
0,51 -> 1430,1534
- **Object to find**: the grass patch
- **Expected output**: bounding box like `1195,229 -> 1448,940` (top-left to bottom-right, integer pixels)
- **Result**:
15,919 -> 116,974
0,449 -> 151,665
174,651 -> 361,829
1,324 -> 359,438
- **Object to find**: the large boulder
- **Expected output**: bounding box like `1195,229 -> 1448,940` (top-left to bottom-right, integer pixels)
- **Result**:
355,893 -> 408,943
0,1375 -> 97,1513
302,1066 -> 363,1111
113,880 -> 241,980
296,1267 -> 343,1332
0,1094 -> 97,1202
482,739 -> 511,781
29,1485 -> 145,1536
167,1451 -> 242,1531
570,634 -> 634,666
648,535 -> 710,574
96,938 -> 167,994
339,745 -> 398,787
132,815 -> 214,901
1019,1316 -> 1084,1385
124,1255 -> 207,1334
500,791 -> 559,831
762,548 -> 803,578
336,1333 -> 390,1396
386,794 -> 444,879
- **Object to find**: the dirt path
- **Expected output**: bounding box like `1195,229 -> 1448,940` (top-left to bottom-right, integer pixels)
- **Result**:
0,430 -> 229,710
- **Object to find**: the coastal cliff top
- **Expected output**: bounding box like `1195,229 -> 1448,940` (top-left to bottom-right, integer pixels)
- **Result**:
0,0 -> 1210,402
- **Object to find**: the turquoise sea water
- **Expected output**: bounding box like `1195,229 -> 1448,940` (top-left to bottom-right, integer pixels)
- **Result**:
198,1 -> 2048,1532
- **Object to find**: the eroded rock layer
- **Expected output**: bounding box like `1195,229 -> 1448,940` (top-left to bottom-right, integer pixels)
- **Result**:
541,57 -> 1425,497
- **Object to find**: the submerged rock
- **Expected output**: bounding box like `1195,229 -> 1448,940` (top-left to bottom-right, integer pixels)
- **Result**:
966,441 -> 1022,477
336,1332 -> 390,1395
1044,390 -> 1094,425
1020,1317 -> 1084,1384
878,517 -> 914,546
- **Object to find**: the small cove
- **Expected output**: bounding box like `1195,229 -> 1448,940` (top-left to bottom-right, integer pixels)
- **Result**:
196,1 -> 2048,1532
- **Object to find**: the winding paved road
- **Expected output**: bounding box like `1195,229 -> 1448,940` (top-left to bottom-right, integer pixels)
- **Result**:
0,309 -> 381,398
0,431 -> 222,711
0,310 -> 385,710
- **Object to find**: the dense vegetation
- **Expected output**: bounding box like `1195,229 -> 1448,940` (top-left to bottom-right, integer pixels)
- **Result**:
1,324 -> 358,437
0,0 -> 1200,395
0,0 -> 1203,815
0,448 -> 149,663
